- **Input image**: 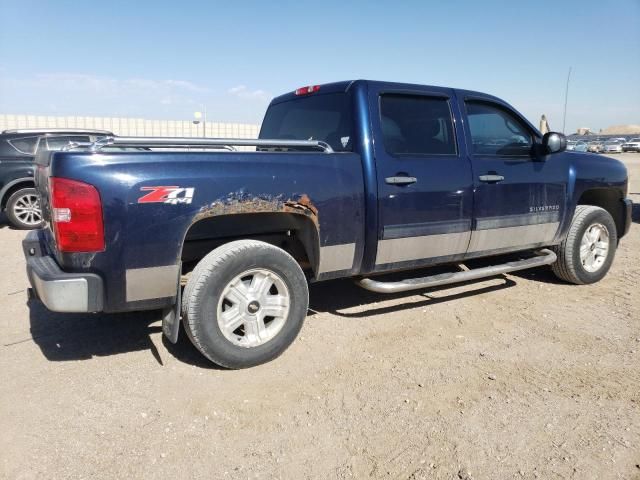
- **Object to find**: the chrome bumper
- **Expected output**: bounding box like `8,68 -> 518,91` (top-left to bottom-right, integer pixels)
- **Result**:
23,230 -> 103,313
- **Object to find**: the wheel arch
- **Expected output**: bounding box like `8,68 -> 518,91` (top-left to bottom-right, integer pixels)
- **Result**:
180,212 -> 321,278
577,187 -> 625,238
0,177 -> 35,209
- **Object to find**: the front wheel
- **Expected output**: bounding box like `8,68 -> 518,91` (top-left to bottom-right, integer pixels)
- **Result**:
5,187 -> 43,229
551,205 -> 617,284
182,240 -> 309,368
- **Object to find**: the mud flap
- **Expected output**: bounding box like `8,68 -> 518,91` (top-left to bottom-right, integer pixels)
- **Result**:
161,264 -> 182,344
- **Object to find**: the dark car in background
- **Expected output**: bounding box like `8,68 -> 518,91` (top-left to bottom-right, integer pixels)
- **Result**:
0,129 -> 112,229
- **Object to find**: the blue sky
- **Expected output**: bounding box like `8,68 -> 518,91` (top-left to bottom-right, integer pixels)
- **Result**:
0,0 -> 638,133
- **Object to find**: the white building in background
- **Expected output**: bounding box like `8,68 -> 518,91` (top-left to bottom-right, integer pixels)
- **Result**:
0,114 -> 260,139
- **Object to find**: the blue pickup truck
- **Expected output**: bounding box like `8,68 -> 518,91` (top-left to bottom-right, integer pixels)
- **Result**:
23,80 -> 633,368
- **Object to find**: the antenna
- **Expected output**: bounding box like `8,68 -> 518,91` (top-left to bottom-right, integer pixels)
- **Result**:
562,67 -> 572,134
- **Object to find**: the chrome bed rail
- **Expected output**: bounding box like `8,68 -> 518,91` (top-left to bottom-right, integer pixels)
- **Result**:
62,136 -> 335,153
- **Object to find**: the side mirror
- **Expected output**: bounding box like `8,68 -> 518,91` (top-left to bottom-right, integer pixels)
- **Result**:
542,132 -> 567,154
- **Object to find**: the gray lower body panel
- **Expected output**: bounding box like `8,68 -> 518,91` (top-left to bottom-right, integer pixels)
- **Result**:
126,265 -> 180,302
376,213 -> 560,267
467,222 -> 559,252
375,231 -> 471,266
317,243 -> 356,274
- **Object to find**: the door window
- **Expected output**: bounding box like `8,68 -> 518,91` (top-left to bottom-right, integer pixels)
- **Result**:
379,94 -> 456,156
466,101 -> 533,156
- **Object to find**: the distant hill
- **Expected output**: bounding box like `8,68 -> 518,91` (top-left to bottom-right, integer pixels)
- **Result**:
601,124 -> 640,135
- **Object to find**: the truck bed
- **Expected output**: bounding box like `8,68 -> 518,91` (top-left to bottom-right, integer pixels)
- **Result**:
35,148 -> 366,312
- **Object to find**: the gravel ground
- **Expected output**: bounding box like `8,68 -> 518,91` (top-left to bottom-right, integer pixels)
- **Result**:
1,154 -> 639,480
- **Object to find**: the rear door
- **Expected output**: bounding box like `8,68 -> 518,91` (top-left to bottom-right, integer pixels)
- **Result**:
0,136 -> 37,190
369,84 -> 474,271
459,96 -> 568,255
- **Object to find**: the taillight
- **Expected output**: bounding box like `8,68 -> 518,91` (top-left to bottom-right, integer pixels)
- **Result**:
294,85 -> 320,95
49,177 -> 105,252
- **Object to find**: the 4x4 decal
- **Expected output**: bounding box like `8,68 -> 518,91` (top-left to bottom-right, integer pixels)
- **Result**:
138,186 -> 195,205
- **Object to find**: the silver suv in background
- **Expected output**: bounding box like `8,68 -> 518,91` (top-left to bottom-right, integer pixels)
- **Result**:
0,129 -> 112,229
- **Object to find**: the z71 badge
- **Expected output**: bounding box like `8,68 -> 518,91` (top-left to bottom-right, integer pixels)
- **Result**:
138,186 -> 195,205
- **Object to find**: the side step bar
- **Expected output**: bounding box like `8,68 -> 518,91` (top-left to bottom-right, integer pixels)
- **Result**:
356,249 -> 557,294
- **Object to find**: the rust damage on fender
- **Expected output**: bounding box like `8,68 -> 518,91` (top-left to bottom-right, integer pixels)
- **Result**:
195,191 -> 319,226
284,194 -> 318,217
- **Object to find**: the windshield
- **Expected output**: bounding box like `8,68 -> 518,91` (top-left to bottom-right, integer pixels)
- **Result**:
259,93 -> 353,152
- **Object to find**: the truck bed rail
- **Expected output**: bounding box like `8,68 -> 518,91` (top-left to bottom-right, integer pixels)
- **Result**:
63,136 -> 335,153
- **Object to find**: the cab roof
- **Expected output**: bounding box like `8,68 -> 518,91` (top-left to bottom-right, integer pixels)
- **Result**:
269,79 -> 507,106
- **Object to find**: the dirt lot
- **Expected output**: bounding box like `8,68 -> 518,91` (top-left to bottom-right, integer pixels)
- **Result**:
1,154 -> 639,480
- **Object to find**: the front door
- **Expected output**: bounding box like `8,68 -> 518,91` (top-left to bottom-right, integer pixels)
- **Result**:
460,97 -> 568,255
369,85 -> 474,271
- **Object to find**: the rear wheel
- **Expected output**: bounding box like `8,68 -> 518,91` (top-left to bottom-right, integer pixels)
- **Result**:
182,240 -> 309,368
5,187 -> 43,229
551,205 -> 617,284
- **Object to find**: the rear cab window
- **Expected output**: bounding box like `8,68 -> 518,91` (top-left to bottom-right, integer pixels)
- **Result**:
259,92 -> 353,152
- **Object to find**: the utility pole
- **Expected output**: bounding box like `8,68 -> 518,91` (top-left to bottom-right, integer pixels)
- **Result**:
562,67 -> 572,134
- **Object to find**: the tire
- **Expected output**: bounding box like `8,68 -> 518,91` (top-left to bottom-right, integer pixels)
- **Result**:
182,240 -> 309,368
5,187 -> 43,229
551,205 -> 617,285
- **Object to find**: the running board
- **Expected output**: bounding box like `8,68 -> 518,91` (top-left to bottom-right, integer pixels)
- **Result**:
356,249 -> 557,294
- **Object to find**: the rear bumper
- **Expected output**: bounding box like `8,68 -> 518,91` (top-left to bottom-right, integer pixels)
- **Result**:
23,230 -> 103,312
622,198 -> 633,238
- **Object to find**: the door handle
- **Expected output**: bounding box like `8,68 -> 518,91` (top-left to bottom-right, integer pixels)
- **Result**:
385,176 -> 417,186
478,174 -> 505,183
